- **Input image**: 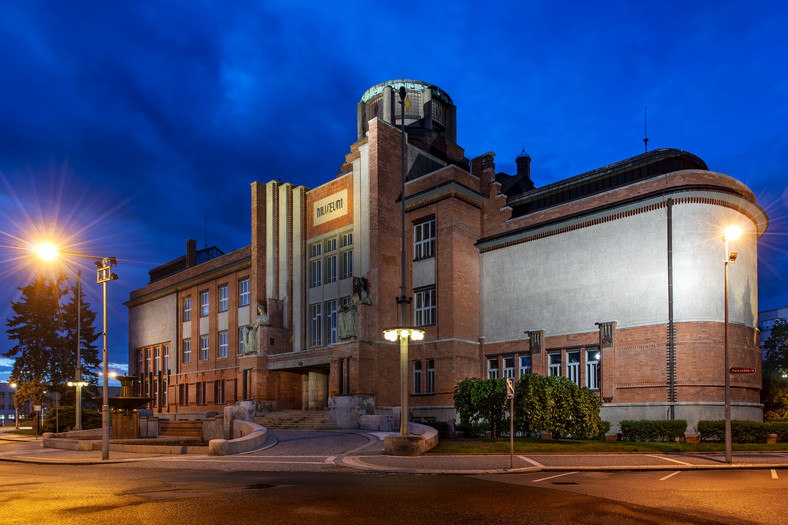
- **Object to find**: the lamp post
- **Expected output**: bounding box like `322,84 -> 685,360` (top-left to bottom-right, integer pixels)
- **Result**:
723,226 -> 741,465
37,244 -> 117,460
10,382 -> 19,429
381,86 -> 425,438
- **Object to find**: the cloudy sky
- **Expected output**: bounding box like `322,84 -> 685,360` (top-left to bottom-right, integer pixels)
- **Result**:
1,1 -> 787,383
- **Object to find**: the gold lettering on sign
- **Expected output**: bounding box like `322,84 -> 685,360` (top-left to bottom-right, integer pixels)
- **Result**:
313,189 -> 348,226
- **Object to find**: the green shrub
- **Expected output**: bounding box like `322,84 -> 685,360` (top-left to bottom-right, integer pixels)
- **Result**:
419,420 -> 451,439
698,420 -> 784,443
42,406 -> 102,433
455,421 -> 491,438
620,419 -> 687,442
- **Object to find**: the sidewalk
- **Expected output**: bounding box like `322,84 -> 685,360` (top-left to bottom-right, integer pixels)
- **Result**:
3,429 -> 788,473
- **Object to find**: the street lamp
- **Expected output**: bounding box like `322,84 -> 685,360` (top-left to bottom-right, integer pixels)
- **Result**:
37,244 -> 118,460
383,327 -> 425,436
10,382 -> 19,429
723,225 -> 741,465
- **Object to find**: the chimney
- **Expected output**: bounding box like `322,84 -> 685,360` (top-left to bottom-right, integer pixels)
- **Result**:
186,239 -> 197,268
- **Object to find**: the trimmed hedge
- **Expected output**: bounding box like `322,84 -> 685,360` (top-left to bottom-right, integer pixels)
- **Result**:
697,420 -> 788,443
619,419 -> 687,442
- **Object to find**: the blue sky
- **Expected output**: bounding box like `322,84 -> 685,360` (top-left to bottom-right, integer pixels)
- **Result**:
1,1 -> 787,383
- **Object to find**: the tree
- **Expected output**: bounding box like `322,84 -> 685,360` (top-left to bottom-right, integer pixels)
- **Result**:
3,273 -> 101,404
452,378 -> 508,436
762,318 -> 788,420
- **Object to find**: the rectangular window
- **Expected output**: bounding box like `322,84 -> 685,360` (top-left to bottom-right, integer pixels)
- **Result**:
326,300 -> 337,345
310,260 -> 322,287
238,327 -> 245,354
137,350 -> 143,376
162,380 -> 167,407
309,242 -> 322,258
182,339 -> 191,364
503,357 -> 515,378
426,359 -> 435,394
414,219 -> 436,260
200,290 -> 209,317
215,379 -> 225,404
414,287 -> 436,326
519,354 -> 531,376
549,353 -> 561,377
153,379 -> 158,407
196,382 -> 205,405
183,296 -> 192,321
325,254 -> 337,283
341,231 -> 353,248
218,284 -> 229,312
146,348 -> 151,375
567,351 -> 581,386
199,335 -> 209,361
413,360 -> 422,394
310,304 -> 322,347
154,346 -> 160,373
238,278 -> 250,307
218,331 -> 228,358
338,358 -> 351,395
586,349 -> 600,390
163,345 -> 169,373
179,384 -> 189,406
325,237 -> 337,252
487,358 -> 499,379
341,250 -> 353,279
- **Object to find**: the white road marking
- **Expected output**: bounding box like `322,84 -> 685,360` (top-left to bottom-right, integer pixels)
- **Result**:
517,455 -> 545,468
647,454 -> 691,466
772,469 -> 778,479
325,455 -> 336,464
659,471 -> 681,481
533,471 -> 577,483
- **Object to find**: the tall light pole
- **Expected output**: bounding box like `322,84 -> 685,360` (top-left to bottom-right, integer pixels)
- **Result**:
37,244 -> 117,460
10,382 -> 19,429
723,226 -> 741,465
382,86 -> 425,437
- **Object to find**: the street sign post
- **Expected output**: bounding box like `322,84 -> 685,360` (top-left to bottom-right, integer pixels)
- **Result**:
506,377 -> 515,468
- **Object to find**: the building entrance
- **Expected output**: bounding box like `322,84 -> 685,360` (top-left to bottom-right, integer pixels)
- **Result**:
301,369 -> 329,410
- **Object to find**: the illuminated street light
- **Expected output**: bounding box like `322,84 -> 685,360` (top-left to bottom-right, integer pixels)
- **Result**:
10,382 -> 19,428
722,225 -> 741,465
36,244 -> 118,460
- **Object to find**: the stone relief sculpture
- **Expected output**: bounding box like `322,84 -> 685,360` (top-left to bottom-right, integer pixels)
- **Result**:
242,303 -> 270,354
338,277 -> 372,340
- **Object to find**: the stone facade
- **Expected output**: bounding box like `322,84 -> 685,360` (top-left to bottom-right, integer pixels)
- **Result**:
126,79 -> 768,432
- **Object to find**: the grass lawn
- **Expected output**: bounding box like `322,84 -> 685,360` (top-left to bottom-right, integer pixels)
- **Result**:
430,436 -> 788,454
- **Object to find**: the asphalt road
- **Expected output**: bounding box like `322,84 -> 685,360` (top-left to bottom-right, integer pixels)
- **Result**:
0,462 -> 737,525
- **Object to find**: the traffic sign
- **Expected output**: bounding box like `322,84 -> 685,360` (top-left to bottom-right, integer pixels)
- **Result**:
729,367 -> 756,374
506,377 -> 515,399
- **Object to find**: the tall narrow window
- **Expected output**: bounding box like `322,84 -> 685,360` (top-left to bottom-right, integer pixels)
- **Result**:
414,287 -> 436,326
548,353 -> 561,377
238,327 -> 245,354
325,237 -> 337,252
215,379 -> 225,404
586,349 -> 600,390
325,254 -> 337,283
310,304 -> 322,347
200,290 -> 209,316
182,339 -> 191,364
413,360 -> 422,394
154,346 -> 160,373
487,358 -> 499,379
137,350 -> 143,376
162,381 -> 167,407
567,351 -> 580,386
326,300 -> 337,345
163,345 -> 169,373
218,284 -> 229,312
310,260 -> 322,288
414,219 -> 436,260
341,232 -> 353,248
218,331 -> 228,358
146,348 -> 151,374
503,357 -> 515,378
426,359 -> 435,394
341,249 -> 353,279
238,278 -> 250,307
183,297 -> 192,321
519,354 -> 531,376
199,335 -> 209,361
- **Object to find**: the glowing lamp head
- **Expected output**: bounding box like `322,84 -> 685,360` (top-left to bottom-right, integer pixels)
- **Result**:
37,243 -> 58,260
410,329 -> 425,341
384,329 -> 398,342
723,226 -> 741,242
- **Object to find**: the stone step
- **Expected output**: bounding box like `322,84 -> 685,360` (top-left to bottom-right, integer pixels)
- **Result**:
255,410 -> 338,430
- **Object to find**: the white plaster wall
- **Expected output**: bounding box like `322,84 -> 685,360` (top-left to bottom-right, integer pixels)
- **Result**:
217,311 -> 228,332
672,203 -> 758,327
481,208 -> 669,342
413,258 -> 435,289
129,295 -> 177,350
354,143 -> 370,277
293,186 -> 305,344
266,181 -> 276,297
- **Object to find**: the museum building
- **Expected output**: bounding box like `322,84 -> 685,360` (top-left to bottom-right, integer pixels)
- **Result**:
126,79 -> 768,431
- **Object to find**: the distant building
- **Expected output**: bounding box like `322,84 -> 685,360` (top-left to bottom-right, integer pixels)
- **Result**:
0,382 -> 21,424
760,306 -> 788,352
126,79 -> 768,431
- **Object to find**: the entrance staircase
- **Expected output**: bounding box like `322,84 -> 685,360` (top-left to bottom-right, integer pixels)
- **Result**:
254,409 -> 338,430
